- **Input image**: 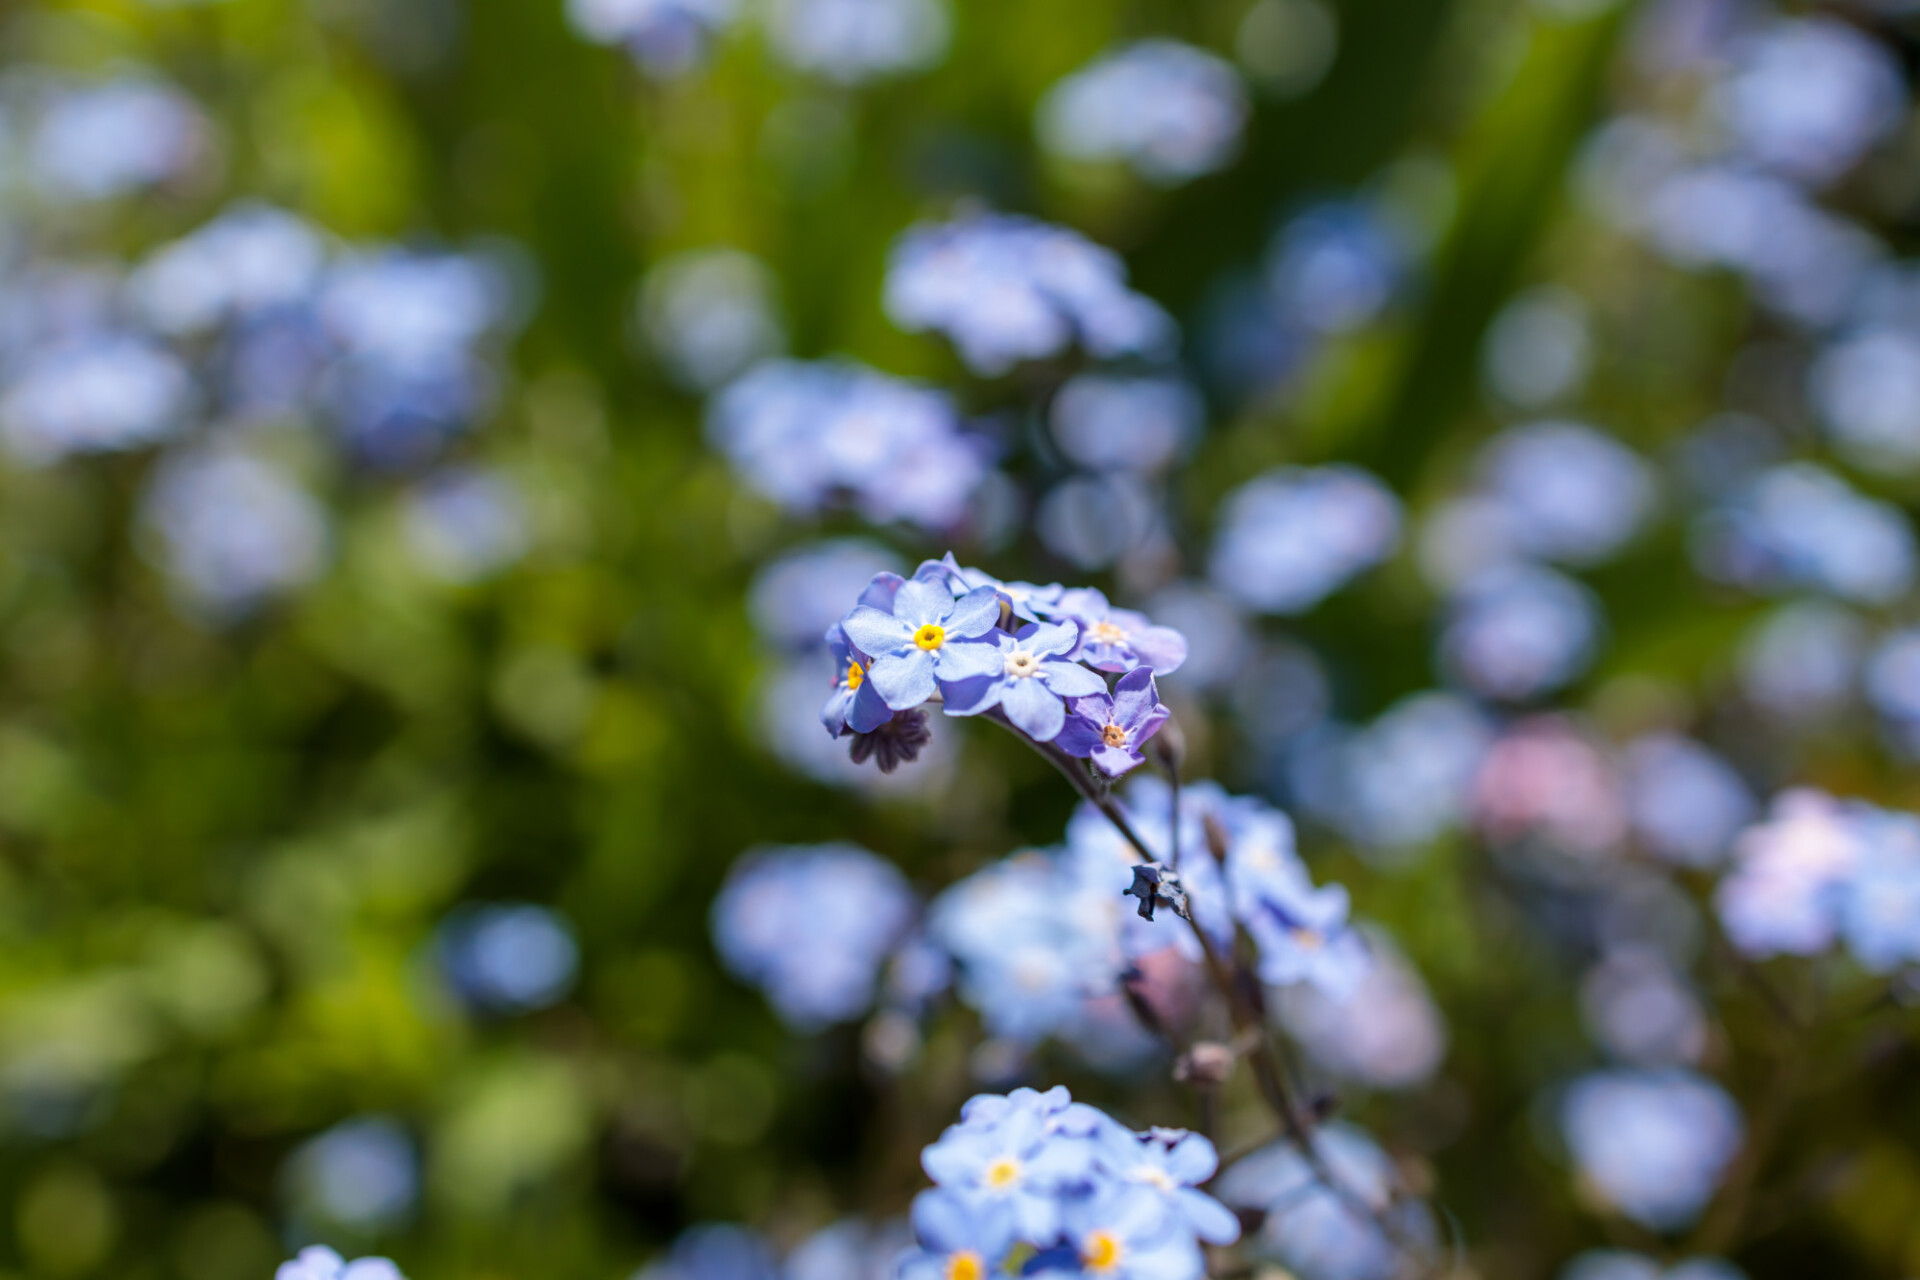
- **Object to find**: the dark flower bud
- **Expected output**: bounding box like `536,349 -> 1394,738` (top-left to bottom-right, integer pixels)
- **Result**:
1124,863 -> 1190,922
848,709 -> 933,773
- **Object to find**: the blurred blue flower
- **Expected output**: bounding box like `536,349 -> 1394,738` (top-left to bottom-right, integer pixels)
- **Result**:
566,0 -> 740,75
1049,374 -> 1201,475
1277,930 -> 1448,1089
284,1116 -> 418,1233
1559,1068 -> 1743,1231
1209,465 -> 1401,614
785,1218 -> 912,1280
402,465 -> 529,583
1808,327 -> 1920,475
1562,1252 -> 1747,1280
763,0 -> 949,84
749,540 -> 897,649
1234,861 -> 1370,1000
1286,692 -> 1493,854
27,75 -> 205,201
1738,601 -> 1865,722
1266,201 -> 1408,335
1438,564 -> 1601,703
638,248 -> 784,391
1838,808 -> 1920,973
1058,668 -> 1170,778
132,202 -> 328,336
921,1086 -> 1104,1242
1216,1123 -> 1430,1280
897,1190 -> 1016,1280
710,844 -> 915,1029
1713,17 -> 1903,189
437,903 -> 580,1014
633,1224 -> 778,1280
1579,947 -> 1707,1068
708,359 -> 990,529
1471,421 -> 1656,568
1692,462 -> 1915,604
1620,733 -> 1755,868
276,1248 -> 404,1280
1035,39 -> 1248,186
141,446 -> 330,617
1714,789 -> 1862,959
0,334 -> 191,464
1061,1185 -> 1206,1279
884,214 -> 1174,375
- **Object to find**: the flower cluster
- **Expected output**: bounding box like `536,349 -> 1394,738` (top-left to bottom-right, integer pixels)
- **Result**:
1714,789 -> 1920,970
1035,39 -> 1249,186
709,361 -> 993,532
822,555 -> 1184,775
884,214 -> 1175,376
899,1087 -> 1238,1280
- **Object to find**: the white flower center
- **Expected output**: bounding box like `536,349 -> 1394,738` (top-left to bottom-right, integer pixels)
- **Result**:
1004,649 -> 1041,679
1088,620 -> 1128,646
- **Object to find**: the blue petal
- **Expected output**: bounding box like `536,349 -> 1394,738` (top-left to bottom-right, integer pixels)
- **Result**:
893,577 -> 954,628
843,606 -> 913,657
848,681 -> 894,733
1039,660 -> 1106,698
869,650 -> 937,708
936,637 -> 1008,682
940,675 -> 1003,716
1020,620 -> 1080,658
1001,678 -> 1066,741
945,585 -> 1005,638
1177,1187 -> 1242,1245
821,686 -> 855,738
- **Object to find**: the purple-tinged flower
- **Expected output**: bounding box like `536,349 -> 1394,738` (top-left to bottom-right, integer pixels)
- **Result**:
940,621 -> 1108,742
1057,588 -> 1189,675
1063,1185 -> 1205,1280
1058,668 -> 1170,777
897,1190 -> 1016,1280
635,1224 -> 779,1280
1094,1126 -> 1240,1247
822,622 -> 896,738
840,577 -> 1002,710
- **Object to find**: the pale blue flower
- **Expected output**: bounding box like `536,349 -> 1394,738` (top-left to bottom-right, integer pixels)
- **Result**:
1062,1185 -> 1206,1280
920,1087 -> 1102,1242
1210,466 -> 1401,614
840,576 -> 1003,711
276,1247 -> 405,1280
897,1190 -> 1015,1280
1035,39 -> 1247,186
1093,1126 -> 1240,1246
1560,1069 -> 1743,1231
939,621 -> 1109,742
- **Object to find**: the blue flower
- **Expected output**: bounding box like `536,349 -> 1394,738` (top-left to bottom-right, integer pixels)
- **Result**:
1215,1124 -> 1430,1280
634,1224 -> 780,1280
276,1248 -> 404,1280
1056,589 -> 1188,675
1559,1069 -> 1744,1231
940,621 -> 1109,742
840,576 -> 1004,710
1094,1126 -> 1240,1246
921,1088 -> 1102,1242
1057,668 -> 1170,777
823,616 -> 899,739
1233,864 -> 1370,1000
897,1190 -> 1016,1280
710,844 -> 917,1029
1063,1185 -> 1206,1280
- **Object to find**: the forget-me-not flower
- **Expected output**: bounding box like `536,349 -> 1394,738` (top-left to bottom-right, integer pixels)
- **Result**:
897,1189 -> 1016,1280
1063,1185 -> 1206,1280
1057,588 -> 1189,675
1057,668 -> 1170,778
276,1248 -> 404,1280
840,576 -> 1003,711
939,620 -> 1109,742
1094,1126 -> 1240,1246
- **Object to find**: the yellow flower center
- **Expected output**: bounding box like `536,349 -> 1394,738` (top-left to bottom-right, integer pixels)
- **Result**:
984,1156 -> 1022,1189
1290,926 -> 1325,951
1100,723 -> 1130,749
1083,1229 -> 1124,1273
845,659 -> 864,690
1003,650 -> 1040,679
914,623 -> 947,651
1088,621 -> 1128,646
944,1251 -> 983,1280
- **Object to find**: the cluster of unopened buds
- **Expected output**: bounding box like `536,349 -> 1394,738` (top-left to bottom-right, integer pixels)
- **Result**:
822,554 -> 1186,777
